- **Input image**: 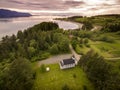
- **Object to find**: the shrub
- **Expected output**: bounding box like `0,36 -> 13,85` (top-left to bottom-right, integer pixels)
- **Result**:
84,38 -> 89,44
62,84 -> 70,90
83,85 -> 87,90
40,64 -> 46,73
85,44 -> 90,48
79,44 -> 83,48
73,74 -> 77,78
50,44 -> 59,54
98,35 -> 115,43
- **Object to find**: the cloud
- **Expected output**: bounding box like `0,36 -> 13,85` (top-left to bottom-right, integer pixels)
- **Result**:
0,0 -> 120,15
0,0 -> 85,10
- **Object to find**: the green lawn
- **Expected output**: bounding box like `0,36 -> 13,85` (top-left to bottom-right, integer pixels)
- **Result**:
32,64 -> 94,90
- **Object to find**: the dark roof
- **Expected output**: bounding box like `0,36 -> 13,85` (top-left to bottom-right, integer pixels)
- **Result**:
63,58 -> 75,65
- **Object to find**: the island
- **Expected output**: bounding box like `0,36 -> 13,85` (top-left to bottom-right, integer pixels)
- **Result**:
0,9 -> 32,18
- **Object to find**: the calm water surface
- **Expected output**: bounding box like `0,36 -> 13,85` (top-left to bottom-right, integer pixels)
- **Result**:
0,16 -> 80,38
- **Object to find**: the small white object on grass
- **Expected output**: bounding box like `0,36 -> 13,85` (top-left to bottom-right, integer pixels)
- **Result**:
46,67 -> 50,71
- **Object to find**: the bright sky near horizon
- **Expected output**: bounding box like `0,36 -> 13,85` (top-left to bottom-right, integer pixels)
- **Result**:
0,0 -> 120,16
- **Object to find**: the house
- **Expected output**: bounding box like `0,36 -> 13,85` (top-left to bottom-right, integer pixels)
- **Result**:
59,56 -> 77,69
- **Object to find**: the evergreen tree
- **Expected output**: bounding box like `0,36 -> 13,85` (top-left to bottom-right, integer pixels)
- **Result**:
4,58 -> 34,90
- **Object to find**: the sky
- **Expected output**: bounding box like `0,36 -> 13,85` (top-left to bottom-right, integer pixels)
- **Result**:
0,0 -> 120,16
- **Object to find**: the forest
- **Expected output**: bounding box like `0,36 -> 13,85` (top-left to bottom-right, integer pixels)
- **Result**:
0,22 -> 70,90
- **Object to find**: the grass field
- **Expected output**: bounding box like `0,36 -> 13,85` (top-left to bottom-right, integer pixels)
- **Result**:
32,64 -> 94,90
74,32 -> 120,59
89,32 -> 120,58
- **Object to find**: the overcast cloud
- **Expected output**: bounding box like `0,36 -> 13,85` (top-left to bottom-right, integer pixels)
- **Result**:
0,0 -> 120,16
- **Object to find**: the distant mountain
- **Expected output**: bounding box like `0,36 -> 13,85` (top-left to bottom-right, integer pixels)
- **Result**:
0,9 -> 32,18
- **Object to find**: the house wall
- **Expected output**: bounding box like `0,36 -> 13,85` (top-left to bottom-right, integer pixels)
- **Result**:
60,63 -> 75,69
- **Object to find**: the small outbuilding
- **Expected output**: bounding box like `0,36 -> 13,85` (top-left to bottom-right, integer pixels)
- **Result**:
59,57 -> 77,69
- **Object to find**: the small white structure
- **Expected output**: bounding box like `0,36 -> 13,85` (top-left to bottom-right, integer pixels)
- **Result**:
59,57 -> 76,69
46,67 -> 50,71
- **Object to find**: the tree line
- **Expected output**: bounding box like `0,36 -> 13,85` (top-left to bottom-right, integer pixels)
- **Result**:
79,50 -> 120,90
102,22 -> 120,32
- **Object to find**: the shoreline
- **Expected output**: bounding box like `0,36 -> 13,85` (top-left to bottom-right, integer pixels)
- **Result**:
0,16 -> 81,40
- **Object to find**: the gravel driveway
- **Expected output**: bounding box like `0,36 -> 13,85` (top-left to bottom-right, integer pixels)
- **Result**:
38,44 -> 81,66
38,54 -> 72,66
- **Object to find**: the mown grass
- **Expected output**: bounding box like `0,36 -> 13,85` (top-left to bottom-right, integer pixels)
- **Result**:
32,64 -> 94,90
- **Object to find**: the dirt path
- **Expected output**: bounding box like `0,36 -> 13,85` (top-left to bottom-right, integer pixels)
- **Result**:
69,44 -> 81,61
91,25 -> 102,31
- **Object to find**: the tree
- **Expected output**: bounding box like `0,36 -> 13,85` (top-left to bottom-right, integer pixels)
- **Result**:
79,50 -> 111,90
82,21 -> 93,30
58,38 -> 70,53
33,22 -> 59,31
4,58 -> 34,90
50,44 -> 59,54
17,30 -> 24,43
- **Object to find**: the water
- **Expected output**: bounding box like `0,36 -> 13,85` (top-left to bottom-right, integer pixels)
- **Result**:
0,16 -> 80,38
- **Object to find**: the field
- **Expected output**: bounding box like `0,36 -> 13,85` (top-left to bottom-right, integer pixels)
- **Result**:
92,42 -> 120,57
74,32 -> 120,59
32,64 -> 94,90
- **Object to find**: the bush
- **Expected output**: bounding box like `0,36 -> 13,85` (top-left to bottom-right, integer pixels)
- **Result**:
98,35 -> 115,43
79,44 -> 83,48
102,22 -> 120,32
31,52 -> 51,62
82,21 -> 93,30
84,38 -> 89,44
75,45 -> 81,54
73,74 -> 77,78
40,64 -> 46,73
83,85 -> 87,90
62,84 -> 70,90
50,44 -> 59,54
85,44 -> 90,48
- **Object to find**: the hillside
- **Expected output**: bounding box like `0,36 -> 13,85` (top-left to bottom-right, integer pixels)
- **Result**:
0,9 -> 32,18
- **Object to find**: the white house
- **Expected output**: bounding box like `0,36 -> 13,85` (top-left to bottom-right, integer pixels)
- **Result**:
59,56 -> 77,69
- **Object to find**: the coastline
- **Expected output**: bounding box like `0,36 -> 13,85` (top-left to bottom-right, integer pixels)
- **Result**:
0,16 -> 81,39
